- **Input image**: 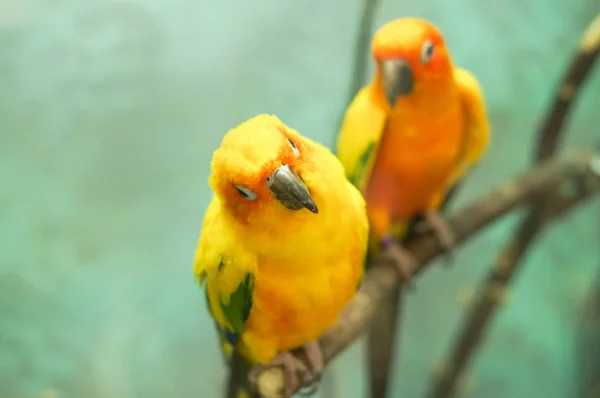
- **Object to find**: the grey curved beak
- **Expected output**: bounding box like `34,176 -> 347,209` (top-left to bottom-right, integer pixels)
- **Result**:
267,165 -> 318,214
382,58 -> 414,108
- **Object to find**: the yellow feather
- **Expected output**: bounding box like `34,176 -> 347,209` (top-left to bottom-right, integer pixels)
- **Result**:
194,114 -> 369,365
444,68 -> 491,188
335,86 -> 387,192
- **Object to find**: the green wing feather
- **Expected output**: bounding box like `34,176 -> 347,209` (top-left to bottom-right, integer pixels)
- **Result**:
335,86 -> 387,193
200,261 -> 255,364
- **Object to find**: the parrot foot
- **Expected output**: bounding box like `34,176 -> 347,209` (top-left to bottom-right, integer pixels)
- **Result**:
381,235 -> 416,291
415,210 -> 455,266
248,343 -> 322,398
296,341 -> 323,396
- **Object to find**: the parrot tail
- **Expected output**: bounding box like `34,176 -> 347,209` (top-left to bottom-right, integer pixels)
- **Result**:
227,350 -> 259,398
213,323 -> 260,398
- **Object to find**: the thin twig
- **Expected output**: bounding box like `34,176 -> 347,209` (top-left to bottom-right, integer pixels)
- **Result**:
253,149 -> 600,398
367,285 -> 403,398
331,0 -> 382,150
535,13 -> 600,162
426,12 -> 600,398
576,269 -> 600,398
347,0 -> 382,106
426,203 -> 554,398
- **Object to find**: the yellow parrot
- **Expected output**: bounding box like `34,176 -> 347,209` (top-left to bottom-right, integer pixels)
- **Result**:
336,17 -> 491,278
194,114 -> 369,397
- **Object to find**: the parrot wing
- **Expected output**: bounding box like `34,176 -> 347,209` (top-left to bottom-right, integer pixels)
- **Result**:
335,86 -> 388,191
446,67 -> 491,188
194,197 -> 257,363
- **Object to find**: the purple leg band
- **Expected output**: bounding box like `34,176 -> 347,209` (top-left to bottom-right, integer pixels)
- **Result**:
381,234 -> 396,250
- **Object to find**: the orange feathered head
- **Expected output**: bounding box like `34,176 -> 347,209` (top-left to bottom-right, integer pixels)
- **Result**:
209,115 -> 320,226
371,18 -> 453,107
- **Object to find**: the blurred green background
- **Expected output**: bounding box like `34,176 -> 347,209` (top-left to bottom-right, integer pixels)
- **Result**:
1,0 -> 599,397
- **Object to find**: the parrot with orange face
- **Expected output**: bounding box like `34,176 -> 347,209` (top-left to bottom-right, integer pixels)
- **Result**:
336,17 -> 491,278
195,115 -> 369,397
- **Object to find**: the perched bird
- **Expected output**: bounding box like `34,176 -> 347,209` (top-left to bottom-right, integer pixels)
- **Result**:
336,17 -> 491,278
194,114 -> 369,397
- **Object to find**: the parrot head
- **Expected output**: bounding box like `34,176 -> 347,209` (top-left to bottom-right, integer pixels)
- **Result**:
371,18 -> 454,108
209,115 -> 320,226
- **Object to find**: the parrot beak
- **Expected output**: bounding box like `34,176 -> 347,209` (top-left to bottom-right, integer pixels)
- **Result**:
381,58 -> 414,108
267,165 -> 319,214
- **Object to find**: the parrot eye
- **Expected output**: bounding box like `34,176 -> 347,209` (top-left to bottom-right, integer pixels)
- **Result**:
235,186 -> 257,201
287,138 -> 299,157
420,40 -> 434,63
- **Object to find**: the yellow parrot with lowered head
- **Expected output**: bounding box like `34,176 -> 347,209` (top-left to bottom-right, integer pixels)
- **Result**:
194,114 -> 369,397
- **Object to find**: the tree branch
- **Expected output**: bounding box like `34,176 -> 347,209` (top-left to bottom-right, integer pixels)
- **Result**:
576,269 -> 600,398
367,283 -> 403,398
332,0 -> 382,150
426,12 -> 600,398
535,13 -> 600,162
346,0 -> 381,106
254,149 -> 600,398
425,172 -> 597,398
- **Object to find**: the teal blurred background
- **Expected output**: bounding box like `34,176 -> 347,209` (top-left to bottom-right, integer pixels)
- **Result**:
1,0 -> 599,397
